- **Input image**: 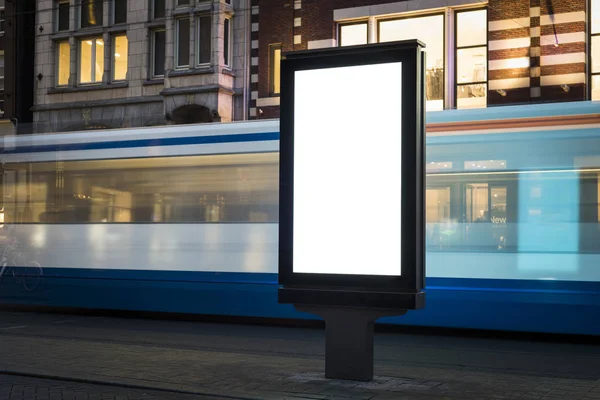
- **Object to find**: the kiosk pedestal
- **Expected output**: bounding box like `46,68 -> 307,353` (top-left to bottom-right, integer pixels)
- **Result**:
297,305 -> 406,381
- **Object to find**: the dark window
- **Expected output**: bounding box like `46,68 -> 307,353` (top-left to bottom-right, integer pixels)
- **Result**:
177,18 -> 190,68
57,2 -> 70,31
114,0 -> 127,24
0,10 -> 5,33
224,18 -> 231,67
177,0 -> 189,5
152,29 -> 166,77
81,0 -> 103,28
153,0 -> 165,19
197,16 -> 211,65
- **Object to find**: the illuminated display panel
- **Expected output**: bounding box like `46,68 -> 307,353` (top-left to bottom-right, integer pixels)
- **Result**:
292,62 -> 403,276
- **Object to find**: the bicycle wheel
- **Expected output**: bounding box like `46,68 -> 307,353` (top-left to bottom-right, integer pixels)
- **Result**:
20,261 -> 43,292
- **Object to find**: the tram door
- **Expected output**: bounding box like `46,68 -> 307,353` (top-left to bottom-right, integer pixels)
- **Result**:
464,182 -> 508,251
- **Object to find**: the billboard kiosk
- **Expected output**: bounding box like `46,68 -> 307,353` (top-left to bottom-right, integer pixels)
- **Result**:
278,39 -> 427,381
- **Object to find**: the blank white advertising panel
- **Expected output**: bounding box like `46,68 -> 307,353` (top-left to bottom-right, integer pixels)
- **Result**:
293,62 -> 403,276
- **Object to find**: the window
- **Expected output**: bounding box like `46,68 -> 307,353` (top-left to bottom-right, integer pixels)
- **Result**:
455,9 -> 487,109
592,0 -> 600,99
57,1 -> 70,31
379,14 -> 445,111
0,9 -> 5,35
114,0 -> 127,24
151,29 -> 166,77
339,22 -> 367,47
112,34 -> 128,81
152,0 -> 165,19
177,0 -> 189,5
0,51 -> 4,96
224,17 -> 231,67
57,41 -> 71,86
176,18 -> 190,68
79,37 -> 104,84
197,16 -> 211,65
269,44 -> 281,95
81,0 -> 103,28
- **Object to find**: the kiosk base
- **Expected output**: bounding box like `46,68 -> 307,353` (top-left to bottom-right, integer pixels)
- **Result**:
296,305 -> 406,381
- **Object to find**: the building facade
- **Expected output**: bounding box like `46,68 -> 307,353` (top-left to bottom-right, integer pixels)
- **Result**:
251,0 -> 596,119
1,0 -> 36,135
33,0 -> 251,132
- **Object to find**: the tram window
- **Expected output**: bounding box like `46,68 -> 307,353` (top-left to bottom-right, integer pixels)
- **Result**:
466,183 -> 488,222
426,187 -> 451,222
2,153 -> 280,224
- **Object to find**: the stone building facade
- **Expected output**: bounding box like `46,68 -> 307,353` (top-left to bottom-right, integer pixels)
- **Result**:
33,0 -> 251,132
250,0 -> 592,119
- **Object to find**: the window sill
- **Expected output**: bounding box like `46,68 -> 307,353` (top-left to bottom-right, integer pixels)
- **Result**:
194,2 -> 213,12
168,67 -> 215,77
173,7 -> 193,16
50,31 -> 71,40
73,27 -> 104,38
222,68 -> 235,77
107,24 -> 127,33
48,82 -> 129,94
143,79 -> 165,86
148,19 -> 166,28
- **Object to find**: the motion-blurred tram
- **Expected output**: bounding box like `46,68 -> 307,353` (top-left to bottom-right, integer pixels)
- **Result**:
1,101 -> 600,336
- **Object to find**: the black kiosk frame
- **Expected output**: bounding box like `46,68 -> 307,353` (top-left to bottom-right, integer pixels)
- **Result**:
278,40 -> 426,381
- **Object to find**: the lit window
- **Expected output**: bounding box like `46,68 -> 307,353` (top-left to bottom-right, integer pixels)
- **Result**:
592,0 -> 600,100
57,41 -> 71,86
112,34 -> 128,81
0,51 -> 4,98
152,0 -> 165,19
81,0 -> 103,28
224,17 -> 231,67
197,15 -> 211,65
176,18 -> 190,68
79,37 -> 104,84
0,10 -> 4,35
151,29 -> 166,77
114,0 -> 127,24
269,44 -> 281,95
456,9 -> 487,109
379,14 -> 444,111
56,1 -> 70,31
339,23 -> 367,47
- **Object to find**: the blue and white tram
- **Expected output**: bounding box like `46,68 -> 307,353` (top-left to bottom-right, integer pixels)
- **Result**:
1,101 -> 600,336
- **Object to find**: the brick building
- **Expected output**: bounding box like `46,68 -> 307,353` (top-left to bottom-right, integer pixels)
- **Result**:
32,0 -> 252,132
250,0 -> 594,119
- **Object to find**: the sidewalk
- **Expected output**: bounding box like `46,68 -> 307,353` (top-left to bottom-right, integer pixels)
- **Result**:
0,373 -> 228,400
0,311 -> 599,400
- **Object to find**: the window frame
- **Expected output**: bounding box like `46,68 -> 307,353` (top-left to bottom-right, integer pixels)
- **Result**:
224,17 -> 232,68
78,36 -> 104,84
337,20 -> 368,47
0,9 -> 4,36
56,40 -> 71,87
377,11 -> 446,110
56,0 -> 71,32
175,18 -> 191,69
150,28 -> 166,78
113,0 -> 127,25
454,7 -> 488,109
590,0 -> 600,100
111,33 -> 128,82
269,43 -> 282,96
151,0 -> 165,19
196,15 -> 212,67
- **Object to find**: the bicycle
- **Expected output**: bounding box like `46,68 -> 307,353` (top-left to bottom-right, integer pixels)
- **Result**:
0,231 -> 43,292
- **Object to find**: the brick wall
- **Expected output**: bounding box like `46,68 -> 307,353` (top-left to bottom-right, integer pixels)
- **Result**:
253,0 -> 591,118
